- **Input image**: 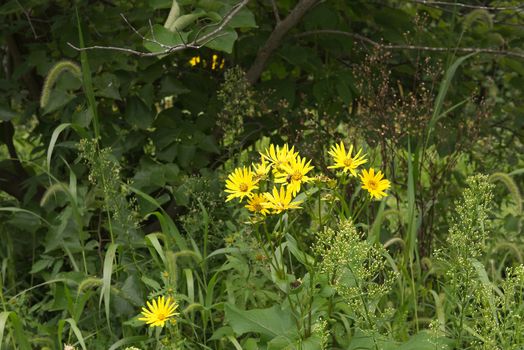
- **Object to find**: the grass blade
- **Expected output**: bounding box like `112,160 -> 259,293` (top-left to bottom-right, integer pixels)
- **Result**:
100,243 -> 119,332
75,7 -> 99,139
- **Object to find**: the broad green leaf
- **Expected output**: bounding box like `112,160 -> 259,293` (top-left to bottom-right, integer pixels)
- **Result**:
0,311 -> 31,350
143,24 -> 189,53
225,7 -> 257,28
125,96 -> 154,129
203,27 -> 238,53
224,303 -> 295,339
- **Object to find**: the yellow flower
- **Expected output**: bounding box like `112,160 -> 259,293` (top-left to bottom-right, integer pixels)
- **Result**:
261,143 -> 298,175
275,155 -> 314,195
245,194 -> 270,215
328,141 -> 367,176
252,156 -> 271,181
264,186 -> 303,214
225,167 -> 259,202
139,296 -> 179,328
359,168 -> 391,200
189,56 -> 201,67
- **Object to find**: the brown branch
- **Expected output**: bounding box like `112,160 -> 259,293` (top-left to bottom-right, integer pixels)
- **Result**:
408,0 -> 524,11
15,0 -> 38,39
67,0 -> 250,57
245,0 -> 319,84
295,29 -> 524,60
270,0 -> 281,23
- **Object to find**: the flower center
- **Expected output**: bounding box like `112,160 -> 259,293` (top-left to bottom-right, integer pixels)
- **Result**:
367,180 -> 377,190
156,312 -> 166,321
343,158 -> 353,167
239,183 -> 249,192
253,203 -> 262,211
291,171 -> 303,181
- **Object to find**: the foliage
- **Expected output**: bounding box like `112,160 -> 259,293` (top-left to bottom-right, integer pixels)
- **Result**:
1,0 -> 524,349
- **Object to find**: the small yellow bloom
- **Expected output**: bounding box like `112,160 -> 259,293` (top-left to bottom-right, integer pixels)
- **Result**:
328,141 -> 367,176
275,155 -> 314,195
189,56 -> 201,67
261,144 -> 298,175
264,186 -> 303,214
245,194 -> 270,215
211,54 -> 219,70
252,156 -> 271,181
359,168 -> 391,200
139,296 -> 179,328
225,167 -> 259,202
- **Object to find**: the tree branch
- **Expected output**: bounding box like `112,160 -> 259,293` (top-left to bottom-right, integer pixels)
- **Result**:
295,29 -> 524,60
246,0 -> 319,84
408,0 -> 524,11
67,0 -> 250,57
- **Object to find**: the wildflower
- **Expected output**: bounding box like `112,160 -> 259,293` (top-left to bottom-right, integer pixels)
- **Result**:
328,141 -> 367,176
264,186 -> 303,214
245,194 -> 270,215
261,144 -> 298,175
189,56 -> 201,67
211,54 -> 225,70
252,156 -> 271,181
225,167 -> 259,202
359,168 -> 390,199
275,155 -> 314,195
139,296 -> 179,328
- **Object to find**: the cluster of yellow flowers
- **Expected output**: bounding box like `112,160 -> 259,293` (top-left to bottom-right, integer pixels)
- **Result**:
225,144 -> 312,215
328,141 -> 391,199
188,54 -> 225,70
224,142 -> 391,215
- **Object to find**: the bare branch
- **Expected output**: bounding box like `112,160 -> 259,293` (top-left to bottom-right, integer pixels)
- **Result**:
194,0 -> 249,45
295,29 -> 524,60
15,0 -> 38,39
67,0 -> 250,57
270,0 -> 281,23
121,14 -> 171,50
246,0 -> 319,84
408,0 -> 524,11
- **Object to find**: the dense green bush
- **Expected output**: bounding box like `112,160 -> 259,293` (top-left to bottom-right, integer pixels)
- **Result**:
1,0 -> 523,349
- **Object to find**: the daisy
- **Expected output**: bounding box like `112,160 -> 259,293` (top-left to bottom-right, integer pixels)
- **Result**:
359,168 -> 391,200
225,167 -> 259,202
245,194 -> 270,215
261,143 -> 298,175
264,186 -> 303,214
328,141 -> 367,176
139,296 -> 179,328
275,155 -> 314,195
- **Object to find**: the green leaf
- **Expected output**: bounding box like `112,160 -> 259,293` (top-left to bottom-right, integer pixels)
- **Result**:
42,89 -> 75,114
47,123 -> 71,172
100,243 -> 119,332
143,24 -> 189,53
125,96 -> 154,129
224,303 -> 295,339
225,7 -> 257,28
203,27 -> 238,53
0,311 -> 31,350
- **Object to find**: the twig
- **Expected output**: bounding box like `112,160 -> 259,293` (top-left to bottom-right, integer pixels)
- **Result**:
295,29 -> 524,60
121,14 -> 171,49
194,0 -> 249,44
67,0 -> 250,57
15,0 -> 38,39
270,0 -> 281,23
408,0 -> 524,11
